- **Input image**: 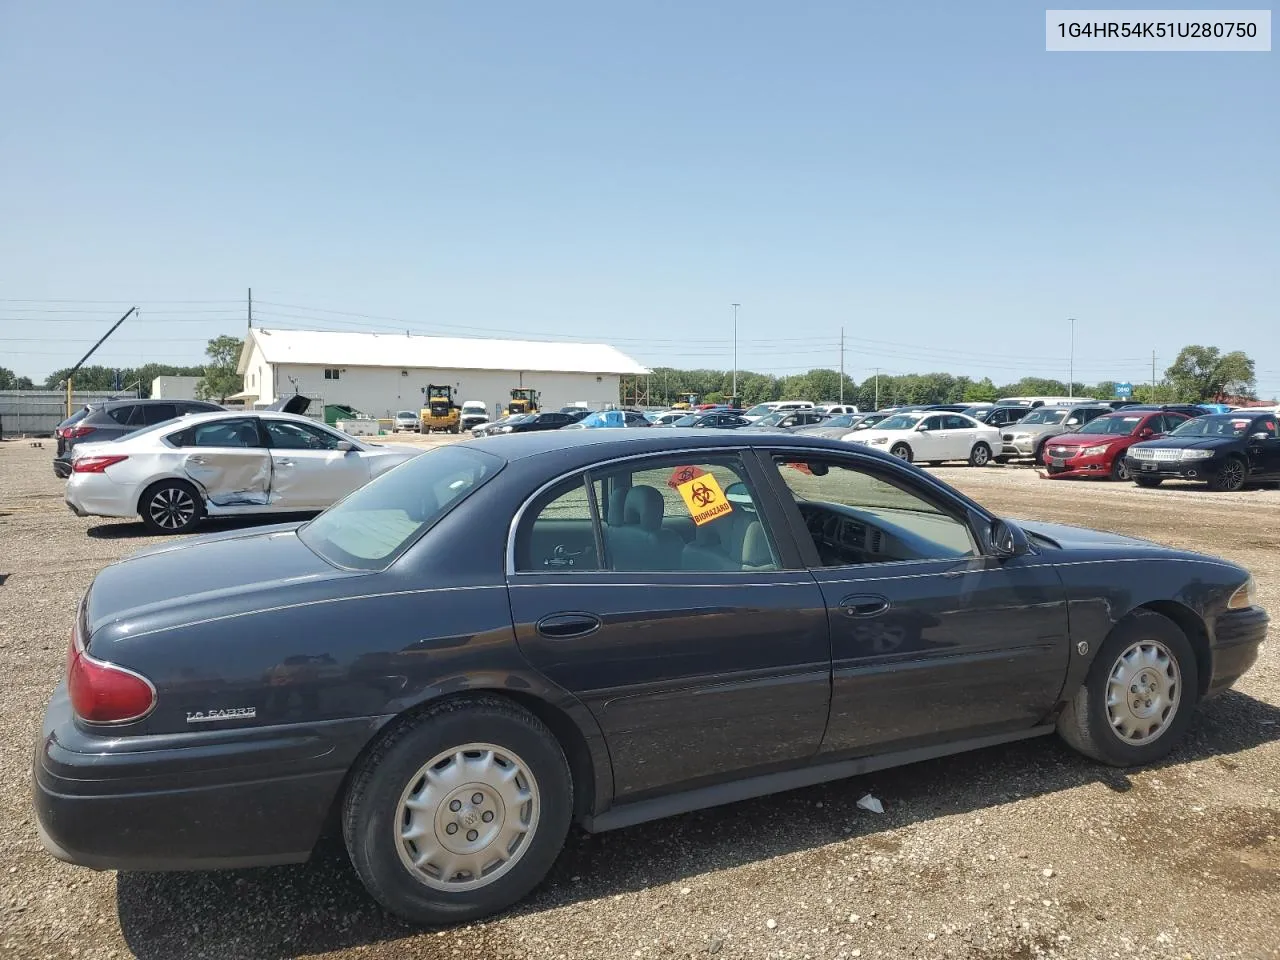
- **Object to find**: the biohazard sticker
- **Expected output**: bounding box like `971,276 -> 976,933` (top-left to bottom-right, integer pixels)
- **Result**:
676,473 -> 733,526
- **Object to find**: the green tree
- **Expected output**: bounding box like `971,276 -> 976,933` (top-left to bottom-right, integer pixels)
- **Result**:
0,367 -> 36,390
196,335 -> 246,402
963,377 -> 998,402
1165,346 -> 1256,401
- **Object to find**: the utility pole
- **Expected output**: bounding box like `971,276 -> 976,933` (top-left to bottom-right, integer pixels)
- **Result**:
839,327 -> 845,403
1067,317 -> 1076,398
248,287 -> 253,329
64,306 -> 136,417
874,367 -> 880,410
1152,350 -> 1157,396
731,303 -> 740,404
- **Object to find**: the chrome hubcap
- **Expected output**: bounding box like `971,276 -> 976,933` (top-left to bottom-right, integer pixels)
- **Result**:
973,445 -> 989,464
149,487 -> 195,529
396,743 -> 539,892
892,446 -> 910,460
1115,459 -> 1131,480
1105,640 -> 1180,745
1221,461 -> 1243,487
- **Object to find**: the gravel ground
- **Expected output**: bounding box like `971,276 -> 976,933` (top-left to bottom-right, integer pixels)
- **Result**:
1,439 -> 1276,960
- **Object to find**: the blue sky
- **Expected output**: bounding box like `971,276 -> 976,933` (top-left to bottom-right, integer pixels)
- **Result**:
2,1 -> 1276,395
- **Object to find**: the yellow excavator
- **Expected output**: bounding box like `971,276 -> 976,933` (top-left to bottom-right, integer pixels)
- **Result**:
507,388 -> 540,415
420,384 -> 461,433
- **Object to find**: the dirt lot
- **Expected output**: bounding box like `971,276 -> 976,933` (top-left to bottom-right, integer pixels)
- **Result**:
1,439 -> 1276,960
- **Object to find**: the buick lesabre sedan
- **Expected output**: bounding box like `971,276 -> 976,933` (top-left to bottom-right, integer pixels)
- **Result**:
35,430 -> 1267,925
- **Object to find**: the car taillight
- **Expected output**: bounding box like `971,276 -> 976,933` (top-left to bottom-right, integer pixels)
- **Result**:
61,425 -> 97,439
72,455 -> 129,473
66,627 -> 156,724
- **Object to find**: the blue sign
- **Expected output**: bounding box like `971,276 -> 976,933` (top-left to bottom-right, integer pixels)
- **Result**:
1116,382 -> 1133,399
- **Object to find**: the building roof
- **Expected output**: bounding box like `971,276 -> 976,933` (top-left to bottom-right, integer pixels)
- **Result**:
237,328 -> 650,376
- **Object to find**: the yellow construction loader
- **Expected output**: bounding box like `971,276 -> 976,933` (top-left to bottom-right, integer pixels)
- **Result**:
420,384 -> 461,433
507,388 -> 540,415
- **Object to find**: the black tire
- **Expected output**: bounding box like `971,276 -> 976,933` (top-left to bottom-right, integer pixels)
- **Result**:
994,455 -> 1010,464
1056,610 -> 1199,767
1134,476 -> 1163,488
138,479 -> 205,534
1034,440 -> 1049,466
889,443 -> 913,463
1109,457 -> 1132,482
1208,456 -> 1246,492
927,460 -> 943,467
343,696 -> 573,926
969,442 -> 992,467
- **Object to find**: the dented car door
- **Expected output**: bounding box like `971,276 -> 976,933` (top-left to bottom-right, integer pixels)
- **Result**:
175,417 -> 272,507
261,418 -> 372,510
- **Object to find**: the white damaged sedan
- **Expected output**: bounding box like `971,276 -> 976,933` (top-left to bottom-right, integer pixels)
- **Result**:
65,411 -> 422,533
842,410 -> 1002,466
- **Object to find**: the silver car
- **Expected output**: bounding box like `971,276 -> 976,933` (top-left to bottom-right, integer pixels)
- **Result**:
792,412 -> 864,439
1000,403 -> 1113,462
64,411 -> 422,534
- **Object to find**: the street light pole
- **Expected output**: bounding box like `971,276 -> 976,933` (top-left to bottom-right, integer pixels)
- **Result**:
731,303 -> 740,403
1068,317 -> 1076,399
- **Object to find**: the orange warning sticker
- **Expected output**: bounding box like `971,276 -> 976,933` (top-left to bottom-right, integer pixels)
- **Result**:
676,473 -> 733,526
668,465 -> 706,489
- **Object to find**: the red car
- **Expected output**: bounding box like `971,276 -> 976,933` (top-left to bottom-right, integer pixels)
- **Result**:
1042,409 -> 1191,481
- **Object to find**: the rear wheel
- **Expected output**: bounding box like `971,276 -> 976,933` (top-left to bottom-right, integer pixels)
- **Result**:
1134,476 -> 1163,488
343,696 -> 572,926
138,480 -> 205,534
969,442 -> 992,467
1109,457 -> 1132,482
1209,456 -> 1246,492
889,443 -> 913,463
1056,610 -> 1197,766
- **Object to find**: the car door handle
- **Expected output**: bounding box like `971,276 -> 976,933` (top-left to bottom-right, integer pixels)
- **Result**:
839,594 -> 890,618
277,458 -> 295,467
536,613 -> 603,639
187,456 -> 207,464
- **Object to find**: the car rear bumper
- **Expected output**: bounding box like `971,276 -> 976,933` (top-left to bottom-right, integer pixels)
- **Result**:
33,684 -> 389,872
1207,606 -> 1269,697
63,473 -> 136,519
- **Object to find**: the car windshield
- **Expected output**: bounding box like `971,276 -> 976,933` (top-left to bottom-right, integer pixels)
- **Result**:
960,406 -> 991,418
743,404 -> 775,418
298,446 -> 500,570
673,414 -> 701,426
1080,415 -> 1144,436
822,414 -> 857,427
874,414 -> 925,431
1168,415 -> 1255,438
396,410 -> 417,419
755,412 -> 787,427
1019,408 -> 1067,425
506,414 -> 535,424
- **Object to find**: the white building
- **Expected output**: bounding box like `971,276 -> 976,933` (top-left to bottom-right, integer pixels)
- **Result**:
150,375 -> 203,400
234,328 -> 650,418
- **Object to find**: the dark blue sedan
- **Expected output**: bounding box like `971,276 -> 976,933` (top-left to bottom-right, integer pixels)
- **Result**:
34,430 -> 1267,925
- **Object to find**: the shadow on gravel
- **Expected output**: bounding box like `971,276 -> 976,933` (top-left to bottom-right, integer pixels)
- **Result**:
87,514 -> 316,540
115,689 -> 1280,959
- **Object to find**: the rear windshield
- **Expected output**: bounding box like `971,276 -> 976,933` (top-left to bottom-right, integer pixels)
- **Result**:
297,446 -> 501,570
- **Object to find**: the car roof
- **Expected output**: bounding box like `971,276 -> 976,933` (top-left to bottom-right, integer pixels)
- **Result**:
469,426 -> 908,465
144,409 -> 328,428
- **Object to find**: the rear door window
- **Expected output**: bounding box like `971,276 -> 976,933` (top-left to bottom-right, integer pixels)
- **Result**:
942,415 -> 970,430
107,405 -> 138,425
172,418 -> 264,448
141,403 -> 178,425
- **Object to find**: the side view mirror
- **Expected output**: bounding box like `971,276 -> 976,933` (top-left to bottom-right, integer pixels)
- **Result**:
990,518 -> 1030,560
1249,431 -> 1269,442
336,440 -> 355,452
1138,428 -> 1154,439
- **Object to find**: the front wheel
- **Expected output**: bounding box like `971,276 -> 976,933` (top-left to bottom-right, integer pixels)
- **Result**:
969,442 -> 992,467
343,696 -> 572,926
889,443 -> 913,463
1209,456 -> 1247,492
139,480 -> 205,534
1056,610 -> 1197,766
1109,457 -> 1132,482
